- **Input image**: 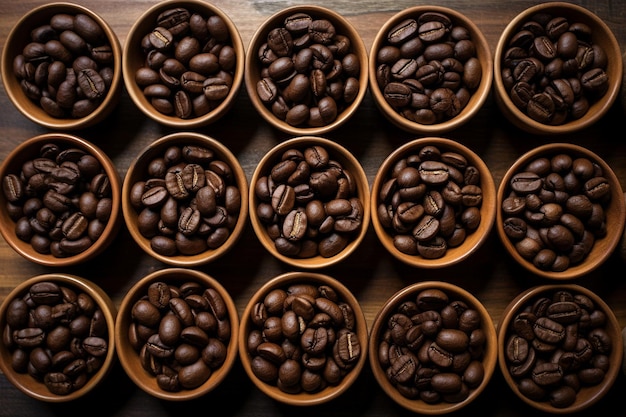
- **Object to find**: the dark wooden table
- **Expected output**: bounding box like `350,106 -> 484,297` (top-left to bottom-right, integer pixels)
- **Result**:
1,1 -> 626,415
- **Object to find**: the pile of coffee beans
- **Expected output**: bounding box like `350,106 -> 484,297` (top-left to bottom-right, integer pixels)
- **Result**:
128,143 -> 242,257
246,281 -> 361,394
377,144 -> 483,259
374,11 -> 483,125
377,288 -> 487,403
3,280 -> 109,395
13,13 -> 115,119
134,7 -> 237,119
255,12 -> 361,128
500,12 -> 609,124
501,153 -> 610,272
128,280 -> 231,391
2,142 -> 114,258
254,144 -> 364,259
503,289 -> 613,408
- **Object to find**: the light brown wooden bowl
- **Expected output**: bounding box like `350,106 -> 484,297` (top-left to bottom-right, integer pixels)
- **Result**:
369,281 -> 498,414
248,136 -> 370,269
238,271 -> 368,406
121,132 -> 248,267
370,137 -> 496,268
1,2 -> 122,130
0,273 -> 117,402
496,143 -> 626,280
115,268 -> 239,401
497,284 -> 623,413
123,0 -> 244,128
0,133 -> 122,267
493,2 -> 623,135
369,6 -> 492,135
245,5 -> 369,136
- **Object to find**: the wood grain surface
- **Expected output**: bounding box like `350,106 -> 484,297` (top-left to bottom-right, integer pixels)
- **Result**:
1,1 -> 625,416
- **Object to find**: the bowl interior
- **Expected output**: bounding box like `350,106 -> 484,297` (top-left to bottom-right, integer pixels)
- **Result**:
370,137 -> 496,268
496,284 -> 623,413
114,268 -> 239,401
368,281 -> 498,414
0,133 -> 122,267
238,271 -> 369,406
245,5 -> 369,136
248,136 -> 370,269
121,132 -> 249,267
368,5 -> 493,134
496,143 -> 626,280
122,0 -> 244,128
0,2 -> 122,130
493,2 -> 623,135
0,274 -> 117,402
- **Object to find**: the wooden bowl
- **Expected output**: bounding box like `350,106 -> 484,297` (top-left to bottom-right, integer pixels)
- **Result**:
122,131 -> 248,267
238,271 -> 368,406
369,281 -> 498,414
497,284 -> 623,413
248,136 -> 370,269
493,2 -> 623,135
123,0 -> 244,128
0,273 -> 117,402
369,6 -> 492,135
245,5 -> 368,136
370,137 -> 496,268
115,268 -> 239,401
496,143 -> 625,279
1,2 -> 122,130
0,133 -> 122,267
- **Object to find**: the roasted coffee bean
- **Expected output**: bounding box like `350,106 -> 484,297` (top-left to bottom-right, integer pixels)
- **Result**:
501,154 -> 611,272
12,13 -> 114,119
500,13 -> 610,124
376,288 -> 487,403
1,143 -> 113,258
134,7 -> 237,119
3,281 -> 109,395
376,11 -> 481,124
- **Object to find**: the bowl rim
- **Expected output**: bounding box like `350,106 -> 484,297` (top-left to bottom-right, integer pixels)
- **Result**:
114,267 -> 240,401
492,1 -> 624,135
121,131 -> 249,267
370,137 -> 497,268
496,283 -> 624,413
495,142 -> 626,280
238,271 -> 369,406
0,132 -> 122,267
244,4 -> 369,136
368,5 -> 493,135
0,273 -> 117,402
368,280 -> 498,414
122,0 -> 245,128
248,135 -> 371,269
0,2 -> 123,130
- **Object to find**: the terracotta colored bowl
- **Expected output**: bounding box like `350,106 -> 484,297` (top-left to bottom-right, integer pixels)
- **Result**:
115,268 -> 239,401
0,273 -> 117,402
370,137 -> 496,268
493,2 -> 623,135
369,6 -> 492,134
238,271 -> 368,406
248,136 -> 370,269
0,133 -> 122,267
123,0 -> 244,128
245,5 -> 369,135
122,132 -> 248,267
497,284 -> 623,413
496,143 -> 625,280
369,281 -> 498,414
1,2 -> 122,130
